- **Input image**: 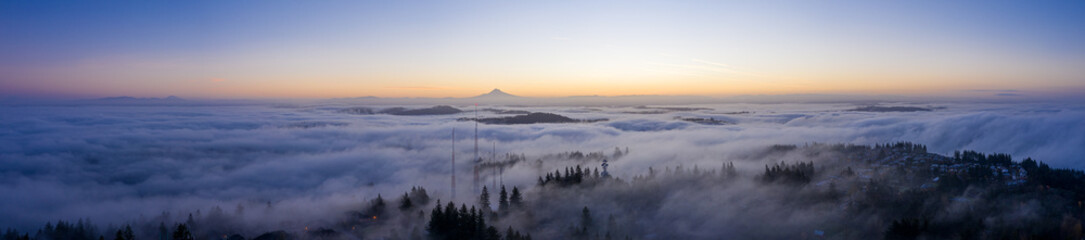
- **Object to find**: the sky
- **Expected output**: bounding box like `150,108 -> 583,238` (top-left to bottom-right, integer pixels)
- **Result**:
1,1 -> 1084,99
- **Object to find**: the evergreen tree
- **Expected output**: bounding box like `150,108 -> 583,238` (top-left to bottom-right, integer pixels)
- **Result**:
458,204 -> 469,239
122,225 -> 133,240
725,161 -> 737,178
478,186 -> 491,211
510,187 -> 523,208
581,207 -> 594,233
172,224 -> 193,240
399,192 -> 414,211
485,226 -> 500,240
427,200 -> 444,237
466,206 -> 479,238
575,166 -> 584,183
498,186 -> 509,214
184,214 -> 195,231
410,186 -> 432,205
369,194 -> 387,218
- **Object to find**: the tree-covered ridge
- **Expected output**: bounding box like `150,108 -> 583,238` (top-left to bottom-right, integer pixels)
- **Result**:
537,165 -> 608,187
526,142 -> 1085,239
760,161 -> 815,185
459,113 -> 608,125
6,142 -> 1085,239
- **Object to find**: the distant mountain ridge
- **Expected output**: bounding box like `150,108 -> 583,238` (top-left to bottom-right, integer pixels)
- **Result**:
96,96 -> 185,101
322,89 -> 959,106
336,89 -> 720,106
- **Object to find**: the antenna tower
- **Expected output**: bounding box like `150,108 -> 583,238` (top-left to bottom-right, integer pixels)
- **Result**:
451,128 -> 456,200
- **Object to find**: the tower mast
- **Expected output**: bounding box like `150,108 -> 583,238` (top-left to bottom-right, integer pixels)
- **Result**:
451,128 -> 456,200
492,142 -> 497,190
473,104 -> 479,193
474,104 -> 479,162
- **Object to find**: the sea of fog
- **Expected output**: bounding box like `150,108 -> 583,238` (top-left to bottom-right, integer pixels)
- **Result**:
0,101 -> 1083,231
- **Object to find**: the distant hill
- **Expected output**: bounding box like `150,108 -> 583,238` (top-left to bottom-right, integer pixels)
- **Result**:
482,108 -> 531,114
380,105 -> 462,115
849,106 -> 933,112
675,117 -> 734,125
337,107 -> 376,115
95,96 -> 185,102
463,112 -> 607,124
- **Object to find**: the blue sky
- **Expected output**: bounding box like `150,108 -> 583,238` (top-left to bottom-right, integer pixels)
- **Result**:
2,1 -> 1084,98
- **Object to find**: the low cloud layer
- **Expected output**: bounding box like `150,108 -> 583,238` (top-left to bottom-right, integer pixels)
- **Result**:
0,101 -> 1082,234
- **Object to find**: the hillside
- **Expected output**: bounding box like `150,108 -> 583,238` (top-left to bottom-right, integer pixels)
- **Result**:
464,112 -> 607,124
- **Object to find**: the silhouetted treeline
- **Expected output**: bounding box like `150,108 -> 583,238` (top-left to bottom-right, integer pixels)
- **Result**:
560,151 -> 607,161
1021,157 -> 1085,201
953,150 -> 1013,166
383,106 -> 463,115
760,161 -> 814,185
877,142 -> 927,153
3,219 -> 101,240
426,201 -> 530,240
3,221 -> 198,240
538,165 -> 606,187
477,185 -> 523,217
628,162 -> 737,183
884,218 -> 928,240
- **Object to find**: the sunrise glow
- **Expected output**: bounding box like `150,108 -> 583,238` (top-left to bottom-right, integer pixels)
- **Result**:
2,1 -> 1083,99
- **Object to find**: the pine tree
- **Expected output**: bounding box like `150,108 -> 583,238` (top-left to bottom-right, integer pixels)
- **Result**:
369,194 -> 387,218
410,186 -> 432,205
458,204 -> 469,239
122,225 -> 133,240
399,193 -> 414,211
172,224 -> 193,240
427,200 -> 443,237
581,207 -> 593,232
498,186 -> 509,214
485,226 -> 501,240
467,206 -> 479,238
478,186 -> 491,212
185,214 -> 195,231
510,187 -> 523,208
575,166 -> 584,183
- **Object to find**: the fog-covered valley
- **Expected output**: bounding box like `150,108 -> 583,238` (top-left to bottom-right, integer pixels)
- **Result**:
2,100 -> 1084,239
